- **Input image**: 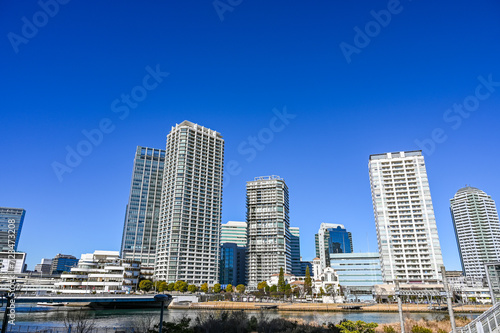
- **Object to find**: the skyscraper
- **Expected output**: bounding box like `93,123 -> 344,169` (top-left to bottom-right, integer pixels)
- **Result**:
155,121 -> 224,285
121,146 -> 166,267
369,150 -> 444,283
290,227 -> 301,276
450,186 -> 500,279
220,243 -> 246,286
221,221 -> 247,247
315,223 -> 353,270
246,175 -> 291,289
0,207 -> 25,252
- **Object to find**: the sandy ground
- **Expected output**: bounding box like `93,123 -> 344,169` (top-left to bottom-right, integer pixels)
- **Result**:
170,301 -> 490,313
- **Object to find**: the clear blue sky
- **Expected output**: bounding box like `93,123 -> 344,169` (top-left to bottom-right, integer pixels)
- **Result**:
1,0 -> 499,271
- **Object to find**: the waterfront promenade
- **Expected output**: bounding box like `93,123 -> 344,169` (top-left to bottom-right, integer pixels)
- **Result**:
171,301 -> 491,313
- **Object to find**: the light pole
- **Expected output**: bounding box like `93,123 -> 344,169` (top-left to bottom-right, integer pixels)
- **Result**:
154,294 -> 172,333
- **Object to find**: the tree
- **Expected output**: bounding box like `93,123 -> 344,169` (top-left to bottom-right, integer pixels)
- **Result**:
154,280 -> 165,291
167,283 -> 175,292
225,284 -> 233,293
200,283 -> 209,293
188,284 -> 198,293
236,284 -> 246,293
270,285 -> 277,292
158,281 -> 168,293
319,287 -> 325,297
257,281 -> 268,291
139,280 -> 153,292
278,267 -> 286,292
213,283 -> 222,293
304,265 -> 312,295
174,280 -> 188,292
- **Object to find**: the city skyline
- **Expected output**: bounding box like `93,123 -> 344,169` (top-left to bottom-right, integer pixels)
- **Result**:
1,1 -> 500,271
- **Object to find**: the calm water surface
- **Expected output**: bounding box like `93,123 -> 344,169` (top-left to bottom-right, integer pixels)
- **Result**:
2,304 -> 479,329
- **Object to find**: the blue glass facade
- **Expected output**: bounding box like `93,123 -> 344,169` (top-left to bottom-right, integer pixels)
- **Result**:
290,227 -> 301,276
121,146 -> 165,267
328,226 -> 352,254
51,254 -> 79,274
220,243 -> 246,286
0,207 -> 25,252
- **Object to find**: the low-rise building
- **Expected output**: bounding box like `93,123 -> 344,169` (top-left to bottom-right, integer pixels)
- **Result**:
330,252 -> 383,301
0,252 -> 26,274
56,251 -> 140,294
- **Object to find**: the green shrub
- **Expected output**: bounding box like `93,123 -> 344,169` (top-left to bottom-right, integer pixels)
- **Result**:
410,325 -> 432,333
383,325 -> 396,333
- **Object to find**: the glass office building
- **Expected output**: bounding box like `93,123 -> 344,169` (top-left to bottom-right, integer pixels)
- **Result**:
328,226 -> 352,254
121,146 -> 166,268
221,221 -> 247,247
51,254 -> 79,275
330,252 -> 383,301
220,243 -> 246,286
315,223 -> 353,270
290,227 -> 301,276
0,207 -> 25,252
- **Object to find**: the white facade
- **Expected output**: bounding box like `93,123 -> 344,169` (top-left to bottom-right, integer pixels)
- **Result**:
312,258 -> 340,296
450,187 -> 500,280
317,223 -> 345,270
0,252 -> 26,274
246,176 -> 291,289
155,121 -> 224,285
55,250 -> 140,294
369,151 -> 443,283
221,221 -> 247,247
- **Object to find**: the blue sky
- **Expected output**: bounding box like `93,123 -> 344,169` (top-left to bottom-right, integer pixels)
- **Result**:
1,0 -> 499,271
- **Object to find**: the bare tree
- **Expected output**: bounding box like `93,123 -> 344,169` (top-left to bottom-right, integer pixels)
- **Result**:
63,309 -> 96,333
127,313 -> 159,333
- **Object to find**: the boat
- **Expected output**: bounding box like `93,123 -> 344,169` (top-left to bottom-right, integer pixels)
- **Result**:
37,302 -> 68,307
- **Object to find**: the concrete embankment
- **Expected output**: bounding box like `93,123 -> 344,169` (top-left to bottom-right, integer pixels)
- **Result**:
169,301 -> 490,313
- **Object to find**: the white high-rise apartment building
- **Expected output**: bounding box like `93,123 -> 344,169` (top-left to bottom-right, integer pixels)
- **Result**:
450,186 -> 500,280
221,221 -> 247,247
369,150 -> 443,283
155,121 -> 224,285
246,176 -> 291,289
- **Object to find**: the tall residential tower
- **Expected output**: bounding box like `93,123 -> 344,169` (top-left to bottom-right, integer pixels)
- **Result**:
450,186 -> 500,279
121,146 -> 165,267
369,150 -> 443,283
155,121 -> 224,285
246,175 -> 291,289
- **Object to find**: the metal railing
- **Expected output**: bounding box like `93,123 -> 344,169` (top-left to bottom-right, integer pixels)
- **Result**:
456,302 -> 500,333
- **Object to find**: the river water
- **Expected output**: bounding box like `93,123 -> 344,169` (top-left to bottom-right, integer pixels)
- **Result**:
3,304 -> 478,329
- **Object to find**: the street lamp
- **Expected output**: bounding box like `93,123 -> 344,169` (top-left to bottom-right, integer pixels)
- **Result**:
154,294 -> 172,333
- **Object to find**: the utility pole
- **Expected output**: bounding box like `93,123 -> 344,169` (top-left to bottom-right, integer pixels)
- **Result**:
441,266 -> 457,333
395,281 -> 405,333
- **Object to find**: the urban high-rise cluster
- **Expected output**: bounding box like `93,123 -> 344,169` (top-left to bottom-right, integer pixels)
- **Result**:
3,121 -> 500,303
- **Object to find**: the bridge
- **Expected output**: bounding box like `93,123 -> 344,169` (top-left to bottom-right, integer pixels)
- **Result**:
5,294 -> 173,309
